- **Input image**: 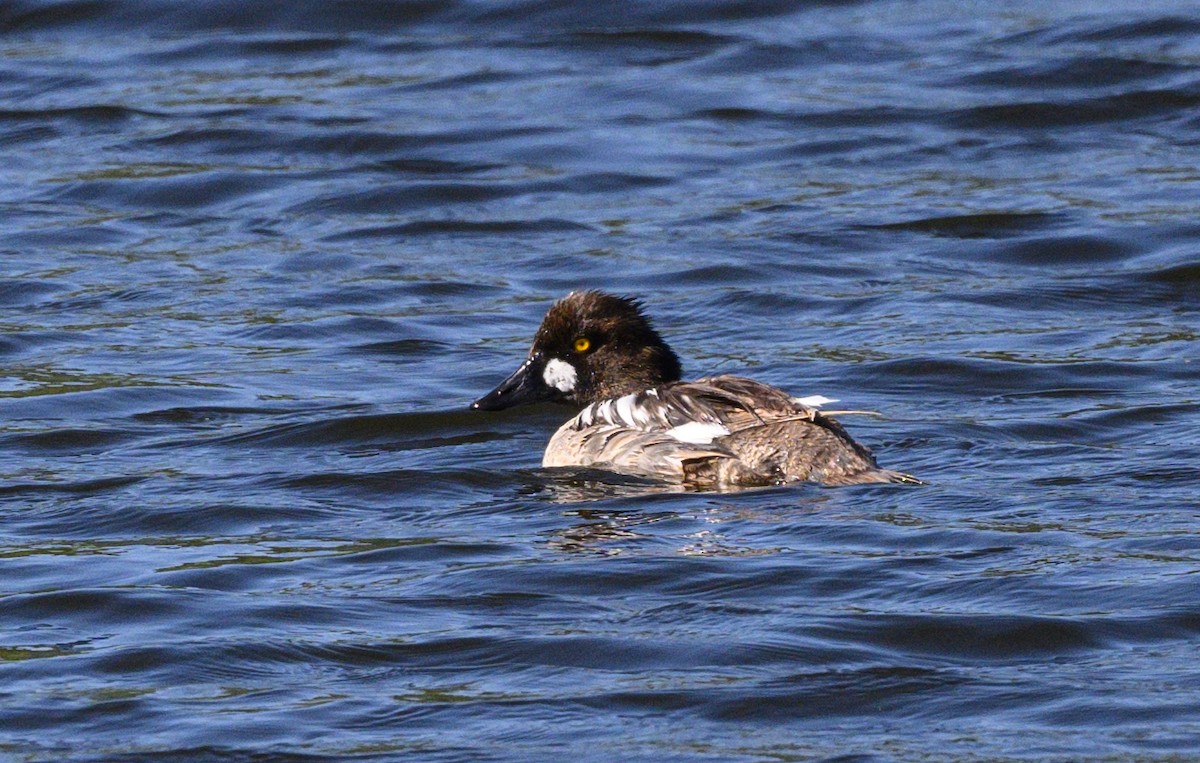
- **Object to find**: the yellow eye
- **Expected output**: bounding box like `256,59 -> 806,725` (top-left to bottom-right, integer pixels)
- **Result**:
573,337 -> 591,353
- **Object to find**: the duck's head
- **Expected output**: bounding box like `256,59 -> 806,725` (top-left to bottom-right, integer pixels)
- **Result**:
472,290 -> 682,411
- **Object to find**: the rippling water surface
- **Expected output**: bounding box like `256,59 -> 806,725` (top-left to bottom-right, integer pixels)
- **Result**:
2,1 -> 1199,760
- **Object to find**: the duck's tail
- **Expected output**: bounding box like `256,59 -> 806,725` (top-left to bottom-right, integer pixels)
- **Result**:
882,469 -> 924,485
824,468 -> 924,486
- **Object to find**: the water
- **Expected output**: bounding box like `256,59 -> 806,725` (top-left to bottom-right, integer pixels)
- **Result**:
2,1 -> 1198,760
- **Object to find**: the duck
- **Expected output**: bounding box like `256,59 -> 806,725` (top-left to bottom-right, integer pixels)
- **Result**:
471,290 -> 919,488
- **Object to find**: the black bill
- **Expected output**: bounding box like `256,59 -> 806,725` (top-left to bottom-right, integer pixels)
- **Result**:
471,352 -> 557,410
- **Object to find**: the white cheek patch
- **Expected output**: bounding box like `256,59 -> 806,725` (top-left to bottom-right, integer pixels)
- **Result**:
542,358 -> 577,392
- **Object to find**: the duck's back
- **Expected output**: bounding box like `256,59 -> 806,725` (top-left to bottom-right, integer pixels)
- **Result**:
543,375 -> 916,487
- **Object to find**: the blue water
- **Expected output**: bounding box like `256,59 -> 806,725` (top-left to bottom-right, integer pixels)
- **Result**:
2,1 -> 1198,760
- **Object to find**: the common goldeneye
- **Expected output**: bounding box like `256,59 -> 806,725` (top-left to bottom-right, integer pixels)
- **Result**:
472,290 -> 919,487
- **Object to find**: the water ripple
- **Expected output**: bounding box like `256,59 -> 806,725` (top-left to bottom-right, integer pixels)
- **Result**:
2,1 -> 1198,760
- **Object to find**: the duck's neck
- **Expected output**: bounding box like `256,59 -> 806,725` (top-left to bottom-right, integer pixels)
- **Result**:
587,344 -> 682,403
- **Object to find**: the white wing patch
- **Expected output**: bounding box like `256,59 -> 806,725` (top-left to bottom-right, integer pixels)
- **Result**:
615,394 -> 637,425
563,380 -> 838,458
574,391 -> 672,431
597,399 -> 614,422
543,358 -> 577,392
792,395 -> 837,408
571,388 -> 737,443
665,421 -> 730,444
